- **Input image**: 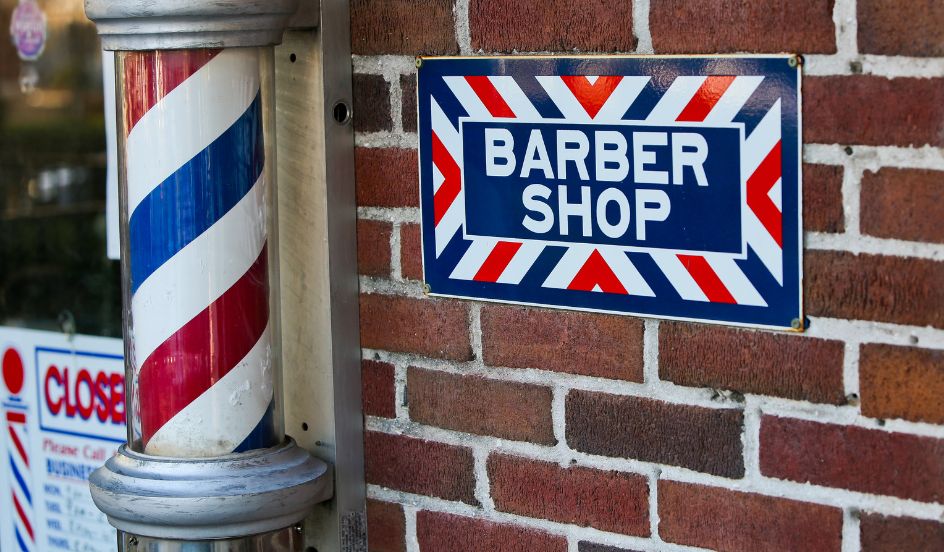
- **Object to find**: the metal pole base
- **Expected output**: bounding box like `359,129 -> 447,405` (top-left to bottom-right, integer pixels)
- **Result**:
118,526 -> 303,552
91,438 -> 332,541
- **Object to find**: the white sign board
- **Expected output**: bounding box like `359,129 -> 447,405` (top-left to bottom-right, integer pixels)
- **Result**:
0,327 -> 124,552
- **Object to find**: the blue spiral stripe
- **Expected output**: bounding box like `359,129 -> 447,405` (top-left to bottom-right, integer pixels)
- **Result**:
15,526 -> 28,551
10,456 -> 31,505
129,92 -> 265,294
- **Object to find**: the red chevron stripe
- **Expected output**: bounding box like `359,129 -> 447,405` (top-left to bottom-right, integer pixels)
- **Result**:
465,76 -> 515,118
677,255 -> 736,303
138,244 -> 269,447
676,76 -> 736,122
747,141 -> 783,247
473,241 -> 522,282
561,76 -> 623,118
13,493 -> 33,541
9,426 -> 28,467
568,250 -> 628,294
432,131 -> 461,225
123,49 -> 221,133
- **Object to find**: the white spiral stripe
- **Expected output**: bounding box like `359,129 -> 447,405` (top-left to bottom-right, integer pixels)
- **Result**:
144,323 -> 274,457
131,174 -> 266,370
126,49 -> 260,216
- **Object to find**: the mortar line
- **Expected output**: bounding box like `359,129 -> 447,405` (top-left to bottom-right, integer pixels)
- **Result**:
632,0 -> 653,54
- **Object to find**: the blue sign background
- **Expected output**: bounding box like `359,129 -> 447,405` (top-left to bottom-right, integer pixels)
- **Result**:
417,56 -> 802,330
462,121 -> 743,253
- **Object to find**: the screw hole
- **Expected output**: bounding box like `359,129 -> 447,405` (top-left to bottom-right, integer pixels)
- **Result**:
290,53 -> 297,63
333,101 -> 351,125
301,422 -> 309,431
306,548 -> 318,552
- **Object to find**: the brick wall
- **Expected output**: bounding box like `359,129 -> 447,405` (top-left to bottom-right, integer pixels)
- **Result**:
349,1 -> 944,550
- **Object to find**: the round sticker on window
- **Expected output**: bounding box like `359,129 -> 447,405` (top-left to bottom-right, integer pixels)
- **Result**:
10,0 -> 47,61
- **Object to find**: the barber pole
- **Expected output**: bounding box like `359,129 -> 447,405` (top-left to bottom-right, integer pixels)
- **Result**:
122,48 -> 276,457
6,409 -> 33,552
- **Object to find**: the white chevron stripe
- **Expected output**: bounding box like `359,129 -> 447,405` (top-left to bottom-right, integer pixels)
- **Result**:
431,96 -> 462,161
769,176 -> 783,211
593,76 -> 651,121
535,76 -> 592,121
126,49 -> 260,217
496,241 -> 545,284
443,76 -> 493,119
650,251 -> 709,302
432,164 -> 445,194
702,76 -> 764,124
542,245 -> 592,288
131,174 -> 266,369
744,99 -> 781,174
745,214 -> 784,285
435,200 -> 464,257
449,238 -> 499,280
704,254 -> 767,306
645,76 -> 707,122
145,323 -> 274,457
489,76 -> 541,120
598,248 -> 656,296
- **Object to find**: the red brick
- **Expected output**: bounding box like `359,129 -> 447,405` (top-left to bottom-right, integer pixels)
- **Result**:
861,168 -> 944,244
659,481 -> 842,552
805,250 -> 944,328
355,148 -> 419,208
353,74 -> 392,133
416,511 -> 567,552
481,305 -> 644,381
470,0 -> 634,53
650,0 -> 836,54
804,163 -> 845,233
488,454 -> 649,536
362,359 -> 396,418
364,432 -> 477,504
360,294 -> 472,360
858,0 -> 944,57
759,416 -> 944,502
659,322 -> 845,404
860,514 -> 944,552
860,343 -> 944,424
408,368 -> 554,444
804,76 -> 944,147
566,390 -> 744,478
367,499 -> 405,552
351,0 -> 457,55
401,75 -> 417,133
357,219 -> 392,277
399,223 -> 424,281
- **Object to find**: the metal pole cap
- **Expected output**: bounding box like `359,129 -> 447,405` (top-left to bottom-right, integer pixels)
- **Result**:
84,0 -> 300,50
89,438 -> 332,540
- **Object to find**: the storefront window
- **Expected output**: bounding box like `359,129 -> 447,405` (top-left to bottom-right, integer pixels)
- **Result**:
0,0 -> 120,337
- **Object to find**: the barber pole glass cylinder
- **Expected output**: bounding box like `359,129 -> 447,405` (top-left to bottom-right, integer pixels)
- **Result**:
116,47 -> 283,458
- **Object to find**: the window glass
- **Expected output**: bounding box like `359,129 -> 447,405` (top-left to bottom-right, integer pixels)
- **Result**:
0,0 -> 120,337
